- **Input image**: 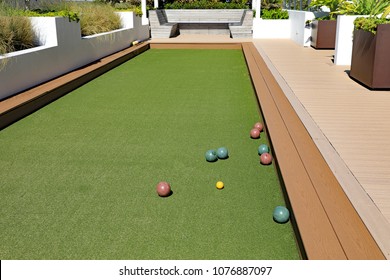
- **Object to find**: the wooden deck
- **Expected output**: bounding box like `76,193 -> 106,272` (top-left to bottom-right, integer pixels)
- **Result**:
242,42 -> 384,260
1,36 -> 390,259
252,39 -> 390,259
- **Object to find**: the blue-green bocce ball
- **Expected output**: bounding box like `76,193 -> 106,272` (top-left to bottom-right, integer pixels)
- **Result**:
216,147 -> 229,159
205,149 -> 218,162
258,144 -> 270,155
273,206 -> 290,223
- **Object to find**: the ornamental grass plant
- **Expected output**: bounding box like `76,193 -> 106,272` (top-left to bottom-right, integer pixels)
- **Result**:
0,16 -> 34,54
0,3 -> 35,55
68,2 -> 122,36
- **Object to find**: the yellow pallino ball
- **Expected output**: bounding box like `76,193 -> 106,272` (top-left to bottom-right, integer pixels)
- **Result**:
216,181 -> 224,190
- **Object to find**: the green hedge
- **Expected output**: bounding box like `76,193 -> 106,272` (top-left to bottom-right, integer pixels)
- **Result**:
261,9 -> 289,19
114,2 -> 143,16
164,0 -> 248,9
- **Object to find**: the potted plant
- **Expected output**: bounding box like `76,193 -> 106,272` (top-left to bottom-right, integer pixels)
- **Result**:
308,0 -> 342,49
336,0 -> 390,16
350,8 -> 390,89
332,0 -> 390,65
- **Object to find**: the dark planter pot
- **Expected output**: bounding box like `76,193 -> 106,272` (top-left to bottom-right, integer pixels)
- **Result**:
310,20 -> 337,49
350,24 -> 390,89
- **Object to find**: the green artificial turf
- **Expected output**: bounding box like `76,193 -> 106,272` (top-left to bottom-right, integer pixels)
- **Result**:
0,49 -> 301,260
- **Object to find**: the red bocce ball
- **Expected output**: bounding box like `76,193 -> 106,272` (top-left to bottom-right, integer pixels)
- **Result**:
260,153 -> 273,165
250,128 -> 260,139
156,181 -> 171,197
254,122 -> 264,132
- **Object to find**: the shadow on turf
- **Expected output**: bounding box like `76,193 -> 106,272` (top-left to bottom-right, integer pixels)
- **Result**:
207,156 -> 230,163
160,190 -> 174,198
273,217 -> 290,224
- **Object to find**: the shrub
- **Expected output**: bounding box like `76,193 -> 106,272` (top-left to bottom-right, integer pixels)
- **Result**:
114,2 -> 143,16
22,9 -> 80,22
261,0 -> 284,10
261,8 -> 289,19
164,0 -> 248,9
308,0 -> 343,19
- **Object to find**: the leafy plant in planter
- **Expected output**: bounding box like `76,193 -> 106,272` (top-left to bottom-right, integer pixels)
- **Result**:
354,15 -> 390,33
349,7 -> 390,89
336,0 -> 390,16
309,0 -> 341,19
308,0 -> 342,49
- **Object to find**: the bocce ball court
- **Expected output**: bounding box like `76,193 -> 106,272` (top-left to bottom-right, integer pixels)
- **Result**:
0,42 -> 384,260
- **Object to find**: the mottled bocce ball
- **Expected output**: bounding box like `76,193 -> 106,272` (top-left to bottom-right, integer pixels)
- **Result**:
273,206 -> 290,223
216,147 -> 229,159
258,144 -> 270,155
205,149 -> 218,162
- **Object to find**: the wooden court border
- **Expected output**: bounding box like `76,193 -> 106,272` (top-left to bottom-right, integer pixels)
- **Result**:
0,42 -> 384,259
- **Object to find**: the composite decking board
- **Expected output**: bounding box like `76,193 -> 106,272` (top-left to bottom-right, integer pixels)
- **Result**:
250,44 -> 386,259
245,43 -> 385,260
242,43 -> 347,259
252,39 -> 390,259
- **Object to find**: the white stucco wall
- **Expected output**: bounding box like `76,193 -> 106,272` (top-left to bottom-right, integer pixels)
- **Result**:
287,10 -> 315,47
0,12 -> 150,100
334,15 -> 366,65
286,10 -> 329,47
253,18 -> 291,39
252,10 -> 327,45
